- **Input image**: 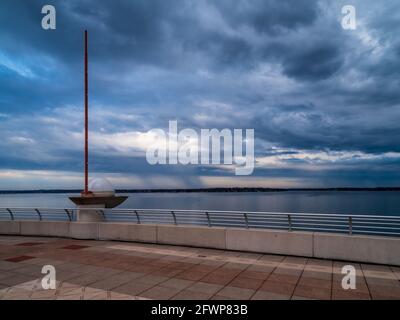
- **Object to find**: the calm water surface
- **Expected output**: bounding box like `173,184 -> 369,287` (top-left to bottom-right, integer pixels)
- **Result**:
1,191 -> 400,216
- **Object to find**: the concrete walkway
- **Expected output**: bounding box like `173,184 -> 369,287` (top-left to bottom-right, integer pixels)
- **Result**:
0,235 -> 399,300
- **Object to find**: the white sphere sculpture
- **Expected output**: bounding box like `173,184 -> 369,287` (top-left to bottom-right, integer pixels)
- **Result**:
88,178 -> 115,197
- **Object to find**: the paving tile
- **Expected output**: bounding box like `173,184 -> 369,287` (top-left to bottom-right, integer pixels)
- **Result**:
238,252 -> 263,260
57,283 -> 84,298
267,273 -> 299,285
186,282 -> 223,295
56,270 -> 86,282
224,262 -> 250,270
306,258 -> 333,267
109,291 -> 136,300
238,270 -> 270,280
56,294 -> 82,300
151,267 -> 185,277
177,270 -> 211,282
113,280 -> 155,296
0,273 -> 36,287
291,295 -> 316,300
171,289 -> 212,300
200,273 -> 236,286
293,285 -> 331,300
301,270 -> 332,280
141,285 -> 182,300
30,289 -> 58,299
251,290 -> 290,300
274,265 -> 304,277
199,260 -> 226,267
211,295 -> 236,300
14,279 -> 43,291
259,254 -> 285,263
56,262 -> 87,272
67,273 -> 106,286
136,275 -> 170,286
90,272 -> 143,290
332,289 -> 371,300
16,242 -> 44,247
229,276 -> 264,290
189,264 -> 218,274
246,264 -> 276,273
61,245 -> 90,250
302,260 -> 332,280
363,271 -> 399,287
368,284 -> 400,299
0,271 -> 20,281
128,264 -> 159,273
1,288 -> 32,300
297,277 -> 332,290
83,287 -> 108,300
259,280 -> 296,296
14,264 -> 43,277
214,286 -> 254,300
5,255 -> 35,263
160,278 -> 194,290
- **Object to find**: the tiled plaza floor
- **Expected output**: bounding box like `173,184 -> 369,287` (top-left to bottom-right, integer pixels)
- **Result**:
0,235 -> 399,300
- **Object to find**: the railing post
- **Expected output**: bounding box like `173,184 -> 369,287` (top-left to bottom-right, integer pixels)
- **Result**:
244,213 -> 249,229
288,214 -> 292,231
171,211 -> 177,225
6,208 -> 14,220
64,209 -> 72,221
205,212 -> 211,227
35,209 -> 42,221
99,210 -> 106,220
349,217 -> 353,235
134,210 -> 141,224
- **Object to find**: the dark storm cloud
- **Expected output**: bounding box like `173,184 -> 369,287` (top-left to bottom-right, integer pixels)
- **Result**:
282,45 -> 344,81
214,0 -> 319,35
1,0 -> 400,188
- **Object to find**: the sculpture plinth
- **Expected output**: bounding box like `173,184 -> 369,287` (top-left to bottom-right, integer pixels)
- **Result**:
69,195 -> 128,222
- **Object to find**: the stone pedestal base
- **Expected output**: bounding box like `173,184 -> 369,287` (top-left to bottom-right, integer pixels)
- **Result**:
77,204 -> 105,222
69,195 -> 128,222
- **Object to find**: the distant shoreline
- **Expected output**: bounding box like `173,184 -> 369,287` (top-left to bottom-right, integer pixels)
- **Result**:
1,187 -> 400,194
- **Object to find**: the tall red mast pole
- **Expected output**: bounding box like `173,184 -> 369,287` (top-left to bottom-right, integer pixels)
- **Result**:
84,30 -> 89,195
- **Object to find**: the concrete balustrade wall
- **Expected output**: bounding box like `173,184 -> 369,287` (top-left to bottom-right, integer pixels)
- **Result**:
226,228 -> 314,257
157,225 -> 227,249
99,223 -> 157,243
0,220 -> 399,266
313,233 -> 400,267
20,221 -> 70,238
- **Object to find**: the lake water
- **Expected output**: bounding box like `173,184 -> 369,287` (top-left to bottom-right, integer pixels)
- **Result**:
1,191 -> 400,216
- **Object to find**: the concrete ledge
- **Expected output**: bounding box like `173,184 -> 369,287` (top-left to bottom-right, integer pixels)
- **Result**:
20,221 -> 70,237
99,223 -> 157,243
226,228 -> 314,257
0,220 -> 20,235
157,225 -> 227,249
69,222 -> 98,240
0,220 -> 399,265
314,233 -> 400,266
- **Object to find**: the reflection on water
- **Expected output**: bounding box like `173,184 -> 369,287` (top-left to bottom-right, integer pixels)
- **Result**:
0,191 -> 400,216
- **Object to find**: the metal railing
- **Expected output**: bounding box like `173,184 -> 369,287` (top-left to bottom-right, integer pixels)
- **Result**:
1,207 -> 400,237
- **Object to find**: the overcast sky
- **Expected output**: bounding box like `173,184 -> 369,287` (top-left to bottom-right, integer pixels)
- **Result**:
1,0 -> 400,189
